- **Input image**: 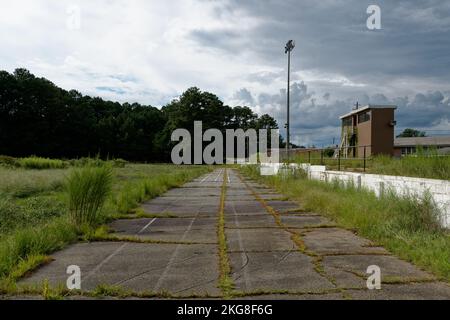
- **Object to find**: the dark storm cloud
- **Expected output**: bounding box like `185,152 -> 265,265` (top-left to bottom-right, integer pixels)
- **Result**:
191,0 -> 450,83
192,0 -> 450,146
240,82 -> 450,146
189,29 -> 242,53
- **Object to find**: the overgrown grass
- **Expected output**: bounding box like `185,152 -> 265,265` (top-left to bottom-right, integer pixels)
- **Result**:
17,157 -> 68,170
0,195 -> 66,235
66,165 -> 113,228
0,217 -> 79,278
290,150 -> 450,180
0,168 -> 65,198
0,155 -> 129,170
240,165 -> 450,281
0,163 -> 211,284
369,154 -> 450,180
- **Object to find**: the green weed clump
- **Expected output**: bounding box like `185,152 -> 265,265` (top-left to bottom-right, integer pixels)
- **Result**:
66,165 -> 113,227
70,157 -> 128,168
17,157 -> 68,170
0,155 -> 17,167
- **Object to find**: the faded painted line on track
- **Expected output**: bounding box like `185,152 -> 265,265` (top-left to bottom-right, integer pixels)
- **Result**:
83,217 -> 158,283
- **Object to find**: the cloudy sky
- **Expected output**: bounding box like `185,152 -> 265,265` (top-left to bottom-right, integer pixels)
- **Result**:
1,0 -> 449,146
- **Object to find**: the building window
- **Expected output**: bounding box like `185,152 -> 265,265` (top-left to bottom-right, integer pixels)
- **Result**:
342,118 -> 352,126
358,111 -> 371,124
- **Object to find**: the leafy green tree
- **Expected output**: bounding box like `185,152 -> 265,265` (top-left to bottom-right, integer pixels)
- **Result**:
0,69 -> 280,162
397,128 -> 426,138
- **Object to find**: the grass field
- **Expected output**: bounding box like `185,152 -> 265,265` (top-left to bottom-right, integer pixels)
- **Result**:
0,163 -> 211,286
240,165 -> 450,282
290,151 -> 450,180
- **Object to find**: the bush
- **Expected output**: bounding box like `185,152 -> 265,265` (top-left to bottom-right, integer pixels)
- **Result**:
112,159 -> 128,168
70,157 -> 127,168
323,148 -> 335,158
66,165 -> 113,227
17,157 -> 68,170
0,156 -> 17,167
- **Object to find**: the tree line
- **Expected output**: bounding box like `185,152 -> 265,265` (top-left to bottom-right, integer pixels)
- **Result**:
0,69 -> 280,162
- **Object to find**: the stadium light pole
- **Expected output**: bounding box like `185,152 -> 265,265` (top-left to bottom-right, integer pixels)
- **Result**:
285,40 -> 295,162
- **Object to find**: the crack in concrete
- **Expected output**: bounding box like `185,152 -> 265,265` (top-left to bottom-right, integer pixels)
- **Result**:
236,170 -> 341,291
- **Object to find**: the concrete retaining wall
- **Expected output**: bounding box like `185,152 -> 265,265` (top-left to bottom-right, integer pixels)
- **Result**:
259,162 -> 450,228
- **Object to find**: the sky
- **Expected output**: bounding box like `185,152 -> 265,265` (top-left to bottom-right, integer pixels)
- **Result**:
1,0 -> 449,146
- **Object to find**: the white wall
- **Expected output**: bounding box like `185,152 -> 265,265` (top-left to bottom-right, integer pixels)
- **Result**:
259,163 -> 450,228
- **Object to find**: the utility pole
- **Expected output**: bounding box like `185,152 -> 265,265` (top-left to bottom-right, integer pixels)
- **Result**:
285,40 -> 295,162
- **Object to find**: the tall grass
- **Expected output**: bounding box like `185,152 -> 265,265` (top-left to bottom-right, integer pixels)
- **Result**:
66,166 -> 113,227
240,165 -> 450,281
17,157 -> 68,170
0,195 -> 66,236
370,154 -> 450,180
0,217 -> 78,278
0,168 -> 66,198
290,149 -> 450,180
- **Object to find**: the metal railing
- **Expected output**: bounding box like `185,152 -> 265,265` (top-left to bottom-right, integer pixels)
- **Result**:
280,145 -> 373,172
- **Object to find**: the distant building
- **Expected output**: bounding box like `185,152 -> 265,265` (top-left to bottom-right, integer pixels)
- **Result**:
339,105 -> 397,158
394,136 -> 450,156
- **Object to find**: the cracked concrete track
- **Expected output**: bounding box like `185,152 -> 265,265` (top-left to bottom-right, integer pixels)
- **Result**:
17,169 -> 450,300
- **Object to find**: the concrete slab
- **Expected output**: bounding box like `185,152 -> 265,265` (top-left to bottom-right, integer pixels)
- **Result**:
141,203 -> 219,216
110,218 -> 218,243
265,200 -> 302,212
183,182 -> 223,188
226,228 -> 296,252
280,215 -> 335,228
303,228 -> 388,255
253,189 -> 278,194
20,242 -> 220,296
162,188 -> 221,197
225,195 -> 258,201
224,201 -> 267,214
257,194 -> 289,200
229,251 -> 334,293
225,214 -> 276,228
146,198 -> 219,206
226,189 -> 253,196
322,254 -> 435,288
110,217 -> 217,231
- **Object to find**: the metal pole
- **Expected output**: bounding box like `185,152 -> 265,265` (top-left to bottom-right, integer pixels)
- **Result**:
338,149 -> 341,171
286,50 -> 291,163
